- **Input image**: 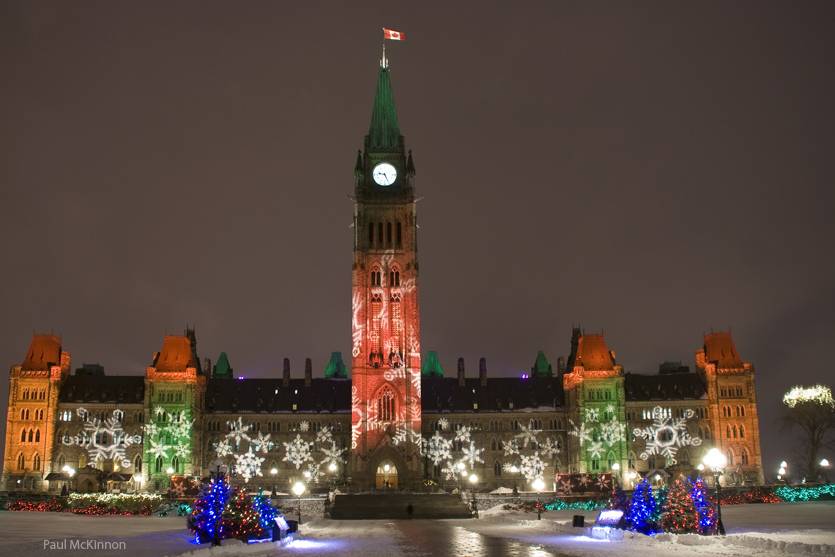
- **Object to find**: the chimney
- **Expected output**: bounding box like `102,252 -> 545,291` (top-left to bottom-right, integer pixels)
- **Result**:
479,357 -> 487,386
457,357 -> 465,387
304,357 -> 312,387
283,358 -> 291,386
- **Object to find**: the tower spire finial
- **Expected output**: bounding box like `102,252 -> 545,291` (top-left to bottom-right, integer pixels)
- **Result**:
380,41 -> 388,69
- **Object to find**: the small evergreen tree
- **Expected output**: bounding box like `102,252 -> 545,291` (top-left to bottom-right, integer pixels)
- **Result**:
625,478 -> 657,534
252,490 -> 278,535
659,476 -> 700,534
190,475 -> 231,544
223,488 -> 263,541
690,476 -> 716,535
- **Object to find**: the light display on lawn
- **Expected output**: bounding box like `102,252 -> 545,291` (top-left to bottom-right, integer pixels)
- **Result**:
569,405 -> 626,460
631,406 -> 702,465
143,406 -> 193,465
61,408 -> 142,468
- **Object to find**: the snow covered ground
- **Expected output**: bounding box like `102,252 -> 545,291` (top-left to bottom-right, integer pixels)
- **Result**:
0,502 -> 833,557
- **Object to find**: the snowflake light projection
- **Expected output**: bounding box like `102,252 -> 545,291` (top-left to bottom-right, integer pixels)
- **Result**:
299,421 -> 310,433
143,406 -> 193,469
421,426 -> 487,482
632,405 -> 702,465
424,432 -> 453,465
461,441 -> 485,468
62,408 -> 142,468
437,417 -> 450,431
279,428 -> 346,483
225,417 -> 252,448
234,448 -> 265,483
502,426 -> 560,484
213,439 -> 233,458
569,404 -> 625,464
250,432 -> 274,454
282,434 -> 314,469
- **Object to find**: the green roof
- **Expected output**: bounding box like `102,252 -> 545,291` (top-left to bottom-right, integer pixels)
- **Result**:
366,66 -> 401,152
213,352 -> 233,378
324,351 -> 348,378
532,350 -> 553,377
421,351 -> 444,377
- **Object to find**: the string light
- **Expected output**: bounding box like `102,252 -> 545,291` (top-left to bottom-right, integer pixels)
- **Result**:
783,385 -> 835,408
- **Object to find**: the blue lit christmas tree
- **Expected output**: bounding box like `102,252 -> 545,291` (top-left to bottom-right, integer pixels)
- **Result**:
690,476 -> 717,535
625,477 -> 657,534
252,491 -> 278,534
190,474 -> 231,545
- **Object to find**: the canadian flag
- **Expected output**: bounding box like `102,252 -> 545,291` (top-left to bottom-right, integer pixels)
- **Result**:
383,28 -> 405,41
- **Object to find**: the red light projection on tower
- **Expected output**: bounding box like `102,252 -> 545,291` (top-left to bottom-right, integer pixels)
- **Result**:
349,53 -> 422,488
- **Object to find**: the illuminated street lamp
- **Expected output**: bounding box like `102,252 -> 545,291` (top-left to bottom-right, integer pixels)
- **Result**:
820,458 -> 831,482
270,467 -> 278,497
328,461 -> 338,473
703,448 -> 727,535
166,466 -> 175,475
292,481 -> 306,525
468,474 -> 479,518
532,477 -> 545,520
610,462 -> 621,496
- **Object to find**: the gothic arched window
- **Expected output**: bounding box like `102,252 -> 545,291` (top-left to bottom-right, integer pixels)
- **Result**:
377,387 -> 396,423
155,456 -> 163,473
396,221 -> 402,248
134,455 -> 142,472
17,453 -> 25,470
20,429 -> 26,443
741,447 -> 749,465
494,461 -> 502,477
33,453 -> 41,471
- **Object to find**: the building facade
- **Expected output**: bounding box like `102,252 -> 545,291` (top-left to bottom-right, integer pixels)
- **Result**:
2,55 -> 764,494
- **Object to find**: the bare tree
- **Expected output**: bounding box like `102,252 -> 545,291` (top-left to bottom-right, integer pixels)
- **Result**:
782,385 -> 835,480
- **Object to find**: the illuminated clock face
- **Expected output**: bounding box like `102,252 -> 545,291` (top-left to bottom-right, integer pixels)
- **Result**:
372,162 -> 397,186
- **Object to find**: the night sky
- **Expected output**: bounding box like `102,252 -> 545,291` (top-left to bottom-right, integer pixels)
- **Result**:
2,2 -> 834,473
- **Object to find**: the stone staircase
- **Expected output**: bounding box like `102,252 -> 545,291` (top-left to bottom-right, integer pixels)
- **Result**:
329,493 -> 473,519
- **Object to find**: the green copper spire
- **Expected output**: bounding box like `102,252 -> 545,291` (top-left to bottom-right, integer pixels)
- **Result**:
213,352 -> 233,378
324,351 -> 348,378
421,351 -> 444,377
366,65 -> 402,152
532,350 -> 553,377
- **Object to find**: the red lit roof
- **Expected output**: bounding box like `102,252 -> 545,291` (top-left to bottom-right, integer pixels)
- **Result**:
703,331 -> 743,369
154,335 -> 198,372
21,334 -> 62,370
574,334 -> 615,371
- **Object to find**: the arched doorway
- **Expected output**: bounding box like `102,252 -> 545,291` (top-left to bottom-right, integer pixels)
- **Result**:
376,460 -> 398,489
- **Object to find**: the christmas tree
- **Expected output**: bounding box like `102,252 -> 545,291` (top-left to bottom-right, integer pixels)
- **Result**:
659,476 -> 700,534
190,475 -> 231,544
651,485 -> 668,524
252,491 -> 278,535
690,476 -> 716,535
223,488 -> 264,541
624,477 -> 657,534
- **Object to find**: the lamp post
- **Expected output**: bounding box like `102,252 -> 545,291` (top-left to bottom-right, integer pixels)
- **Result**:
468,473 -> 479,518
270,467 -> 278,497
703,448 -> 727,535
292,481 -> 305,525
820,458 -> 830,483
63,465 -> 76,494
532,477 -> 545,520
610,463 -> 621,498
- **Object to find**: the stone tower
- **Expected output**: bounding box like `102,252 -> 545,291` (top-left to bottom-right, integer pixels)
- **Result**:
2,334 -> 71,491
350,52 -> 422,489
696,331 -> 764,484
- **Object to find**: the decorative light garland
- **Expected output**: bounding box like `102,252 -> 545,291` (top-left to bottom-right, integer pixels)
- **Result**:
774,484 -> 835,502
783,385 -> 835,408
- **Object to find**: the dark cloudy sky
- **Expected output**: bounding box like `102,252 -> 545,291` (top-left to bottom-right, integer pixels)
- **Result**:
2,1 -> 834,473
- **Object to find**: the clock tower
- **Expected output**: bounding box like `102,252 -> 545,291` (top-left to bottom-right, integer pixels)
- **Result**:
350,52 -> 422,490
